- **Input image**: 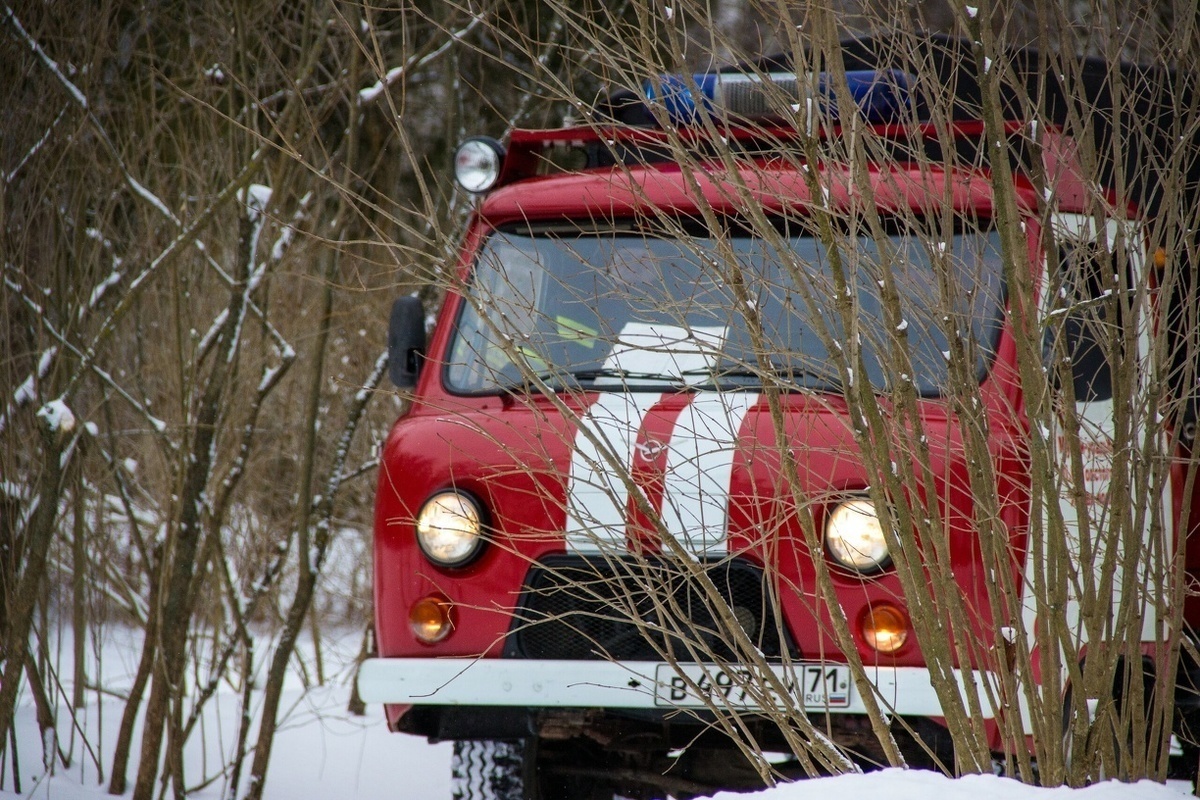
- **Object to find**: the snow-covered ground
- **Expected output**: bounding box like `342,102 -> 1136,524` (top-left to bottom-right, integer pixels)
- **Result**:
714,773 -> 1190,800
2,681 -> 451,799
0,625 -> 1192,799
1,624 -> 451,799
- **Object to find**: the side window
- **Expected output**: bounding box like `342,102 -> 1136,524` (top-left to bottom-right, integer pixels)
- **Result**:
1043,241 -> 1123,403
446,239 -> 549,391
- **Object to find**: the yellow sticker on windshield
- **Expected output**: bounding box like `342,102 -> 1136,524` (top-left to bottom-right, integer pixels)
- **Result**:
517,345 -> 548,371
556,316 -> 598,349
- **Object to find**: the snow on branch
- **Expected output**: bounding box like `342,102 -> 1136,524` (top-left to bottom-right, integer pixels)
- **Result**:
62,158 -> 262,400
196,309 -> 231,359
4,6 -> 86,107
13,347 -> 56,408
2,213 -> 123,433
200,257 -> 291,363
240,183 -> 273,222
84,270 -> 124,320
5,5 -> 274,425
6,4 -> 179,222
202,186 -> 303,370
270,191 -> 312,263
309,349 -> 389,573
88,363 -> 169,435
5,104 -> 67,185
0,273 -> 57,432
36,398 -> 75,435
4,270 -> 171,441
358,14 -> 484,105
8,3 -> 280,353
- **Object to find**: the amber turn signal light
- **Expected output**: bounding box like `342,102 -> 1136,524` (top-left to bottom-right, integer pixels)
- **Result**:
409,595 -> 454,644
860,603 -> 909,654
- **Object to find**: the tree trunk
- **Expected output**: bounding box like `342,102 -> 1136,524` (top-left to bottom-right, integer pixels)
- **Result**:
70,458 -> 87,764
130,208 -> 254,800
107,547 -> 159,795
0,404 -> 73,756
241,241 -> 338,800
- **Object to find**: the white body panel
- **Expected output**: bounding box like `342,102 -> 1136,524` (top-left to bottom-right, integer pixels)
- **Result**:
566,323 -> 757,556
1023,212 -> 1171,654
357,657 -> 999,720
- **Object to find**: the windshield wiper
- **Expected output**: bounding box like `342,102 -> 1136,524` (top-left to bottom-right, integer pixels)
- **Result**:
684,361 -> 843,391
565,368 -> 682,382
498,367 -> 682,392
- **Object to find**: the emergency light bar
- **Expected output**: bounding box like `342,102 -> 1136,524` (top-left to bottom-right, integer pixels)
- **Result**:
451,69 -> 949,193
642,69 -> 917,127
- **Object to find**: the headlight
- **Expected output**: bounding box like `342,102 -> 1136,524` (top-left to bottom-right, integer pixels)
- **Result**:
416,491 -> 485,567
453,136 -> 504,193
825,498 -> 891,573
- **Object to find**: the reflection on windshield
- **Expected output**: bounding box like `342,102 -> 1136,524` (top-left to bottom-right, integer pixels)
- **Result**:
445,226 -> 1006,395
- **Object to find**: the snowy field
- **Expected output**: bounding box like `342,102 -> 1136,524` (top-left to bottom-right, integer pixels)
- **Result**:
4,679 -> 451,798
3,682 -> 452,799
1,625 -> 452,799
0,625 -> 1192,799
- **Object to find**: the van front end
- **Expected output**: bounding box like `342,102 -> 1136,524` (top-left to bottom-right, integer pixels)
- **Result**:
357,136 -> 1044,795
357,38 -> 1200,796
360,385 -> 1011,778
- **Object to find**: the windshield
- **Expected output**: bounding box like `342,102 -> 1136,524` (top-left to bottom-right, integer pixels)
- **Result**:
445,222 -> 1006,395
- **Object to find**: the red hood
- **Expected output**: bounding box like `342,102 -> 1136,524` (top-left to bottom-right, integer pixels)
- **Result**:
379,388 -> 926,559
478,160 -> 1008,228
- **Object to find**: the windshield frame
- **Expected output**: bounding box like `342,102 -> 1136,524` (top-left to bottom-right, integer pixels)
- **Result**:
441,216 -> 1008,398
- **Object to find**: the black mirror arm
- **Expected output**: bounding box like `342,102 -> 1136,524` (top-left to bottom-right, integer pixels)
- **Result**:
388,296 -> 427,388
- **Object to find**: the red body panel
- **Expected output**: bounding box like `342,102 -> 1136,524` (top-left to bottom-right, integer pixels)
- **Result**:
374,154 -> 1041,662
375,375 -> 1033,647
372,145 -> 1196,737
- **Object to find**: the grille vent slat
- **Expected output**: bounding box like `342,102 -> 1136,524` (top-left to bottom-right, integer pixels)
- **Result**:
503,557 -> 794,662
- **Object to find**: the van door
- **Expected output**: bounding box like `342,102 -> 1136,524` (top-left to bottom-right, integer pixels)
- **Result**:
1031,213 -> 1171,651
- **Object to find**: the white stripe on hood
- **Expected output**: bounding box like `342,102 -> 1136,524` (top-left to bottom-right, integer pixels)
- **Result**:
659,391 -> 758,556
565,390 -> 758,555
564,391 -> 660,553
565,324 -> 756,555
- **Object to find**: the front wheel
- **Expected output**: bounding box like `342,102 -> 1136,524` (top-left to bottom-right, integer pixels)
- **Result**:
452,740 -> 525,800
1062,657 -> 1158,785
452,739 -> 643,800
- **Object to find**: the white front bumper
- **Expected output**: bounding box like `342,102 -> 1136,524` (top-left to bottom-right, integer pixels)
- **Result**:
356,657 -> 998,719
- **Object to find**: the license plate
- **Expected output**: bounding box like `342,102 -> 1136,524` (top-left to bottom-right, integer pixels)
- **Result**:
653,663 -> 852,709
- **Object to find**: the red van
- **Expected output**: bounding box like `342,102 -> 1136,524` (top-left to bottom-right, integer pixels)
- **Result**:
359,41 -> 1200,799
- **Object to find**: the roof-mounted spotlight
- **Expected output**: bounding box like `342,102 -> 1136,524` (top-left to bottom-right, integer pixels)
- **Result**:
454,136 -> 505,193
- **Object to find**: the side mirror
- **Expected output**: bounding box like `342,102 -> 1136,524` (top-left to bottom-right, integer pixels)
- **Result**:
388,296 -> 427,388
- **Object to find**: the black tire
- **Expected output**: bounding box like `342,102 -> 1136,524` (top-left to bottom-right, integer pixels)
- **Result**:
452,740 -> 525,800
1062,656 -> 1157,784
452,738 -> 629,800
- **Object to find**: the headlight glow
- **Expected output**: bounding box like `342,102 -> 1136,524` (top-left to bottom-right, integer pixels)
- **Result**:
825,498 -> 891,573
415,491 -> 484,568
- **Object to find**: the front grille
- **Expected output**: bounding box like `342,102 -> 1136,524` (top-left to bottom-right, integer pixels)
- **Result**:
503,556 -> 794,661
